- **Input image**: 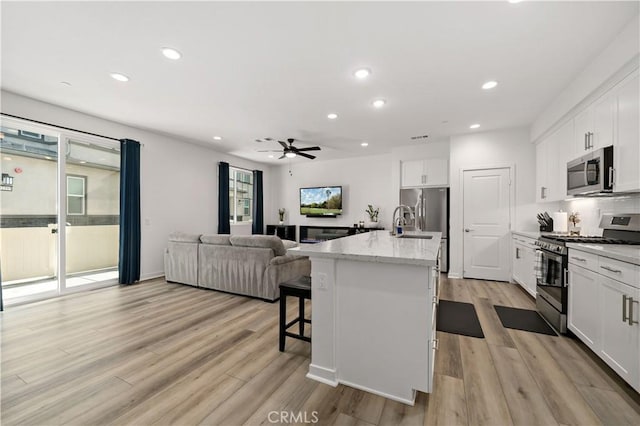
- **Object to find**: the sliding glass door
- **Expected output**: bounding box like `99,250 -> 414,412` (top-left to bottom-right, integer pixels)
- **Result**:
64,138 -> 120,289
0,121 -> 60,302
0,118 -> 120,305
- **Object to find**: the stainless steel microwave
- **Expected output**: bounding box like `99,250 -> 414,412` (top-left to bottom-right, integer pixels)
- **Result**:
567,145 -> 613,196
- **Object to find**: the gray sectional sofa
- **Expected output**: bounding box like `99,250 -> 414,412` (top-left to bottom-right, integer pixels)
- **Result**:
164,232 -> 311,301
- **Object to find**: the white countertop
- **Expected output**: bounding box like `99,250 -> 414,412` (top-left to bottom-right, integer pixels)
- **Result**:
512,230 -> 540,240
567,243 -> 640,266
288,230 -> 441,266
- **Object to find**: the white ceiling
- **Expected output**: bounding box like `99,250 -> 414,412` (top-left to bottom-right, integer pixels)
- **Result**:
1,1 -> 638,164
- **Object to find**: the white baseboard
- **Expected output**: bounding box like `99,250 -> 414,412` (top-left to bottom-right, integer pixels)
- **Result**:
306,364 -> 338,387
338,379 -> 416,406
447,272 -> 462,279
140,272 -> 164,282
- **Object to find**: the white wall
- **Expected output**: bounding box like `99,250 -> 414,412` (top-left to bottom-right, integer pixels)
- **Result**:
449,127 -> 537,278
531,15 -> 639,142
271,154 -> 395,232
1,90 -> 273,280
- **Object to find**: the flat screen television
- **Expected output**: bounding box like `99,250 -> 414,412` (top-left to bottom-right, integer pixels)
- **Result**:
300,186 -> 343,217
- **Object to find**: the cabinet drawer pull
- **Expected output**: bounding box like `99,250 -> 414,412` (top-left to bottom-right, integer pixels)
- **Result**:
629,297 -> 638,326
623,295 -> 629,323
601,265 -> 622,274
588,132 -> 594,149
571,256 -> 587,262
584,133 -> 588,150
433,338 -> 439,350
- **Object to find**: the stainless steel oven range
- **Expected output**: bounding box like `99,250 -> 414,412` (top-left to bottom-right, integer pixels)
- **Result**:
535,213 -> 640,334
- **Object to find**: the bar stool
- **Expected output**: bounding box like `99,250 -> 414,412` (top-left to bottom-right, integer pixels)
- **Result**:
279,275 -> 312,352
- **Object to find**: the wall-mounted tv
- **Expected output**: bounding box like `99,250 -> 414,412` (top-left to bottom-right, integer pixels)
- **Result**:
300,186 -> 343,217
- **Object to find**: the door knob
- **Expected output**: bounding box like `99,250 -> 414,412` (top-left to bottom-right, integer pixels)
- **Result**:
464,228 -> 472,232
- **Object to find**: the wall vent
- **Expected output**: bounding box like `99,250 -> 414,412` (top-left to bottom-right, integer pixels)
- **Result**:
410,134 -> 429,140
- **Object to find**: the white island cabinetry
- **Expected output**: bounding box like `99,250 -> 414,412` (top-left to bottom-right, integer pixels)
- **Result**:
289,231 -> 441,405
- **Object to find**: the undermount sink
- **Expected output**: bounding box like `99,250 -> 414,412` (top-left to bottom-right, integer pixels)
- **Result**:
401,234 -> 433,239
389,231 -> 434,239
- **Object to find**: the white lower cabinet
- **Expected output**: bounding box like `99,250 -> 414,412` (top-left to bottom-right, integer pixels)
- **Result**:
511,235 -> 537,297
568,248 -> 640,392
568,264 -> 600,350
599,276 -> 639,387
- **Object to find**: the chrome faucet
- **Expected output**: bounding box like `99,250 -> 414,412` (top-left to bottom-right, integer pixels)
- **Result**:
391,205 -> 414,235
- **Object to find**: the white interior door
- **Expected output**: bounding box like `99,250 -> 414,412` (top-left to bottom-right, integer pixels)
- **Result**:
463,167 -> 511,281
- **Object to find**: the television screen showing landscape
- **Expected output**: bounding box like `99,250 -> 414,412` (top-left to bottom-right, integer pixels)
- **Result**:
300,186 -> 342,216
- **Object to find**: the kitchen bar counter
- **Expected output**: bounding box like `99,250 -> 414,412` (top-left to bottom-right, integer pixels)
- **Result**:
566,243 -> 640,265
290,230 -> 441,266
288,231 -> 441,405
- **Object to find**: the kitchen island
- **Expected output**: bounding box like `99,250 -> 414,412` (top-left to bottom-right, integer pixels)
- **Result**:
288,230 -> 441,405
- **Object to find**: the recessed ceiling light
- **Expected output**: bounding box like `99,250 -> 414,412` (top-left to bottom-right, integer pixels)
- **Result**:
361,142 -> 369,147
110,73 -> 129,82
354,68 -> 371,79
162,47 -> 182,60
45,156 -> 52,160
285,152 -> 297,158
327,113 -> 338,120
60,81 -> 71,86
469,124 -> 481,129
213,136 -> 222,141
482,80 -> 498,90
268,154 -> 275,158
508,0 -> 523,3
79,161 -> 87,164
372,99 -> 386,108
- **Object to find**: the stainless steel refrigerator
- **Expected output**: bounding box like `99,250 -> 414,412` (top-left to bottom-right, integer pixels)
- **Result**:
400,187 -> 449,272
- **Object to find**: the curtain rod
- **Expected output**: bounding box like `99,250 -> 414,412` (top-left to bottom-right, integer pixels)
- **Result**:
1,112 -> 126,143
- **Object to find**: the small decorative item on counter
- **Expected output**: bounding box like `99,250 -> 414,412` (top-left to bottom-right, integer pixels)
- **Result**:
359,220 -> 365,228
278,208 -> 285,225
568,212 -> 581,235
365,204 -> 379,223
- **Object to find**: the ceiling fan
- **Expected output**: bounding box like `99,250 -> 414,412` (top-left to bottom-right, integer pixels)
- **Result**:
258,138 -> 321,160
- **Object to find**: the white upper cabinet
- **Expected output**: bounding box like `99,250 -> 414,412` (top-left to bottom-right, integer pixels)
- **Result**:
613,72 -> 640,193
573,94 -> 614,157
401,158 -> 448,188
536,120 -> 572,203
536,67 -> 639,198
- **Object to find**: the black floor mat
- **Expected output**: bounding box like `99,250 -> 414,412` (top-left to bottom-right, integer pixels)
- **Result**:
494,305 -> 557,336
436,300 -> 485,338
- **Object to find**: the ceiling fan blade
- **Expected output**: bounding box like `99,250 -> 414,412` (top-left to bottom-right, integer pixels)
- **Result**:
277,140 -> 288,149
257,150 -> 282,152
278,154 -> 286,160
295,146 -> 321,152
297,152 -> 316,160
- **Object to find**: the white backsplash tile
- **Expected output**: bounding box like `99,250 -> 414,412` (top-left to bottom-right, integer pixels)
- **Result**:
558,194 -> 640,236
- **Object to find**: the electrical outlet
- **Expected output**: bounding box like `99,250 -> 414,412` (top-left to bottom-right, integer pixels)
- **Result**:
317,273 -> 328,290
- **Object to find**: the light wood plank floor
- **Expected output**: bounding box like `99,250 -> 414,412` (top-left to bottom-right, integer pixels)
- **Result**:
1,277 -> 639,425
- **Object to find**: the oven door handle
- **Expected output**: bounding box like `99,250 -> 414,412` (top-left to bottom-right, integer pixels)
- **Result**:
564,268 -> 568,287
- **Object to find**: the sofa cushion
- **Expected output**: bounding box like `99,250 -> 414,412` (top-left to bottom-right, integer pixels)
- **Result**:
230,235 -> 286,256
282,240 -> 298,250
200,234 -> 232,245
168,231 -> 202,243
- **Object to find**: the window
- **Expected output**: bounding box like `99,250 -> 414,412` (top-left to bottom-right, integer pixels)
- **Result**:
67,175 -> 86,215
229,167 -> 253,223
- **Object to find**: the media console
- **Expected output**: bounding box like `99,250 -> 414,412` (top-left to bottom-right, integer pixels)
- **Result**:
299,225 -> 384,244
